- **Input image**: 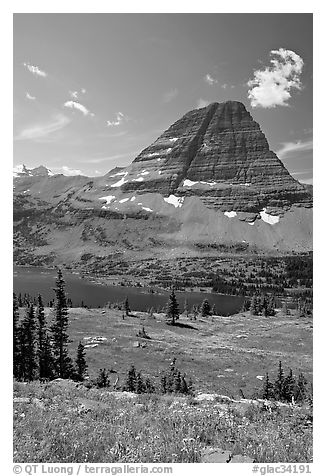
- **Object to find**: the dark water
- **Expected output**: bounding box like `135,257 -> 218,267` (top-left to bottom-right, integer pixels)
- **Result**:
13,266 -> 244,316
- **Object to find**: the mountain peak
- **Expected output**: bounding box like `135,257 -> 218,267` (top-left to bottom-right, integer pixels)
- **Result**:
13,164 -> 54,178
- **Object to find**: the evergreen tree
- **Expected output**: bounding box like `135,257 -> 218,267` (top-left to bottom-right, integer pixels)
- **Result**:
201,298 -> 211,317
183,299 -> 189,317
75,341 -> 88,381
41,334 -> 55,380
262,372 -> 274,400
13,293 -> 20,379
19,304 -> 37,381
192,304 -> 198,320
36,294 -> 50,380
144,377 -> 155,393
124,297 -> 130,316
124,365 -> 137,392
51,269 -> 73,378
95,368 -> 110,388
295,372 -> 307,402
283,368 -> 296,403
166,288 -> 179,325
274,361 -> 285,401
250,294 -> 259,315
173,370 -> 181,393
211,304 -> 217,316
135,372 -> 145,394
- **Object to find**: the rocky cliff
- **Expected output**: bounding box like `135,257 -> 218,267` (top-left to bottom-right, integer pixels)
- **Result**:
13,101 -> 313,261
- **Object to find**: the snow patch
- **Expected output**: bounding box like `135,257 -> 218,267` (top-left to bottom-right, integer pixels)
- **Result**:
132,177 -> 144,182
130,196 -> 136,202
169,138 -> 178,142
224,211 -> 237,218
142,206 -> 153,212
99,195 -> 116,204
183,179 -> 198,187
157,158 -> 162,162
111,176 -> 128,187
158,171 -> 162,175
110,171 -> 127,178
201,181 -> 217,186
260,208 -> 280,225
166,148 -> 172,153
164,195 -> 185,208
119,198 -> 129,203
138,170 -> 150,176
248,221 -> 255,226
244,183 -> 250,187
145,152 -> 160,158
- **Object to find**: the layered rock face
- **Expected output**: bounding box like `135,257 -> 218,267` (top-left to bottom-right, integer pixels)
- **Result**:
122,101 -> 312,214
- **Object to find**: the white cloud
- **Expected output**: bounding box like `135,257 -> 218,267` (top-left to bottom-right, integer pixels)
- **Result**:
23,62 -> 47,78
205,74 -> 218,85
25,92 -> 36,100
63,100 -> 94,117
52,166 -> 84,176
163,88 -> 178,103
276,139 -> 313,160
196,98 -> 210,109
247,48 -> 304,108
15,114 -> 71,141
106,112 -> 126,127
299,177 -> 313,185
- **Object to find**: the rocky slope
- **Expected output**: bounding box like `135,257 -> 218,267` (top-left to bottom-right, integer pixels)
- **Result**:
13,101 -> 313,264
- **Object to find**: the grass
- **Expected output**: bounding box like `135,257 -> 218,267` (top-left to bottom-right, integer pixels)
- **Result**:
59,307 -> 312,398
13,381 -> 312,463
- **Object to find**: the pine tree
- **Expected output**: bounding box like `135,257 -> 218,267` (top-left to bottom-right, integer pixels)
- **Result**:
36,294 -> 50,379
19,304 -> 37,381
183,299 -> 189,317
135,372 -> 145,394
262,372 -> 274,400
180,375 -> 189,394
201,298 -> 211,317
283,368 -> 296,403
124,297 -> 130,316
250,294 -> 259,315
173,370 -> 182,393
13,293 -> 20,379
295,372 -> 307,402
41,334 -> 55,380
124,365 -> 137,392
144,377 -> 155,393
51,269 -> 73,379
274,361 -> 285,401
95,368 -> 110,388
211,304 -> 216,316
166,288 -> 179,325
75,341 -> 88,381
192,304 -> 198,320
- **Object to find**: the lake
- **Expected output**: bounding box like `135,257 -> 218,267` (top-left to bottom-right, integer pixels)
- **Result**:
13,266 -> 244,316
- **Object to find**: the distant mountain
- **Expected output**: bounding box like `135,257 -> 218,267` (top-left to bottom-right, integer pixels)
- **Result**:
13,164 -> 54,178
13,101 -> 312,268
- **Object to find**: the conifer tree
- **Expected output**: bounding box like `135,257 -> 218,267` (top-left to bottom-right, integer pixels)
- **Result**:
201,298 -> 211,317
75,341 -> 88,381
124,297 -> 130,316
124,364 -> 137,392
135,371 -> 145,394
166,288 -> 179,325
295,372 -> 307,402
211,304 -> 216,316
95,368 -> 110,388
51,269 -> 73,378
36,294 -> 51,380
183,299 -> 189,317
274,361 -> 285,401
13,293 -> 20,379
19,304 -> 37,381
145,377 -> 155,393
41,334 -> 55,380
262,372 -> 274,400
283,368 -> 296,402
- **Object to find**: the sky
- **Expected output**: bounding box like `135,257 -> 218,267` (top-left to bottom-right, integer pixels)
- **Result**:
13,13 -> 313,183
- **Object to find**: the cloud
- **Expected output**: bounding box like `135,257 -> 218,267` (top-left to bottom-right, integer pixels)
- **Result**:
205,74 -> 218,85
63,100 -> 94,117
196,98 -> 210,109
299,177 -> 313,185
25,92 -> 36,100
163,88 -> 178,103
15,114 -> 71,141
23,62 -> 47,78
106,112 -> 126,127
247,48 -> 304,108
51,166 -> 84,176
276,139 -> 313,160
